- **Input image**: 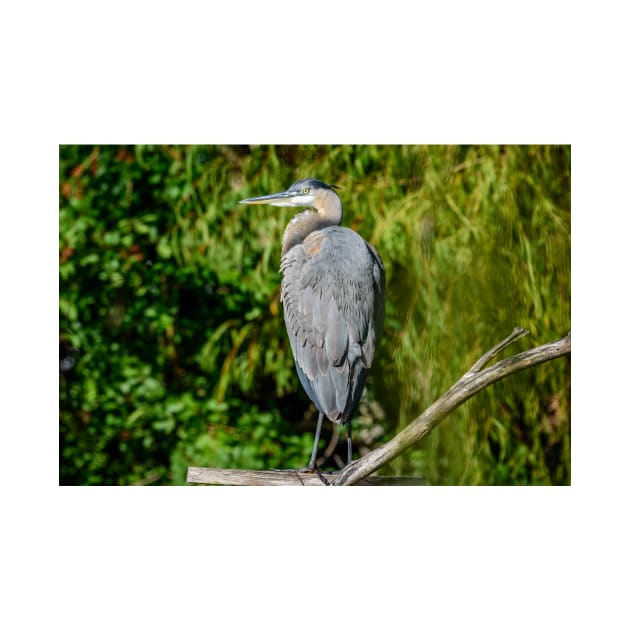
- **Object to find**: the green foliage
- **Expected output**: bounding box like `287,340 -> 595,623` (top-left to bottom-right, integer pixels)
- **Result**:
59,145 -> 570,485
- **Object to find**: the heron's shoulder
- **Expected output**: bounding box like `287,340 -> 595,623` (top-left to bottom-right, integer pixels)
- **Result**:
303,226 -> 369,255
312,225 -> 363,240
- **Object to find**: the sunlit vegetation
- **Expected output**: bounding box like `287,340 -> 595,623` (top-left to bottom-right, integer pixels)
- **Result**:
59,145 -> 570,485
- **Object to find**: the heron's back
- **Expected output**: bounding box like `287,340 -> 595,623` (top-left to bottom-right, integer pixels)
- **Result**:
280,226 -> 385,424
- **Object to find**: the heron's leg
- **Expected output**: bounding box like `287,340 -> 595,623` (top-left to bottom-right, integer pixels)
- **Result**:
308,412 -> 325,470
347,419 -> 352,466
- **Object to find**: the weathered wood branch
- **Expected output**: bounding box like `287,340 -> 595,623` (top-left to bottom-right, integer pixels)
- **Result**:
186,328 -> 570,486
186,467 -> 426,485
331,328 -> 571,485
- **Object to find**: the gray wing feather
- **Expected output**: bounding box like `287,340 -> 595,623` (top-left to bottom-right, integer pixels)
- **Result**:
325,302 -> 348,367
280,226 -> 385,423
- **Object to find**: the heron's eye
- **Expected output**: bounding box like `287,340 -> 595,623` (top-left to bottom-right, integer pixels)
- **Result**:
302,187 -> 310,194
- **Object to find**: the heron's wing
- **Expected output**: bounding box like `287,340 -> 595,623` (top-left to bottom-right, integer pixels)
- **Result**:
280,228 -> 385,423
364,240 -> 386,362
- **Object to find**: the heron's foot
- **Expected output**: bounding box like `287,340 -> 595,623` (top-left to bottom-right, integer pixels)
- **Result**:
298,465 -> 329,486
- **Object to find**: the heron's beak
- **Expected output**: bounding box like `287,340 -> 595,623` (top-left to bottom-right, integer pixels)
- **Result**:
239,190 -> 297,206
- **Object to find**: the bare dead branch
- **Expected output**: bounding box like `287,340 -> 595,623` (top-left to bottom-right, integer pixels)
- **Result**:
186,329 -> 570,486
186,467 -> 426,486
331,330 -> 571,485
468,326 -> 530,372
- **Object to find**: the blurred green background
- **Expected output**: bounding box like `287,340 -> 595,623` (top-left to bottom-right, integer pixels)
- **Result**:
59,145 -> 570,485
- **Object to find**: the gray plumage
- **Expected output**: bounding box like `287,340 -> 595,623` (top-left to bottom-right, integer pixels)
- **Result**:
240,178 -> 385,469
280,226 -> 384,424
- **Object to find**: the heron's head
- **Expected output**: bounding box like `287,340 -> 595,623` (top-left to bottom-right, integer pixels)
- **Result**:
239,178 -> 339,209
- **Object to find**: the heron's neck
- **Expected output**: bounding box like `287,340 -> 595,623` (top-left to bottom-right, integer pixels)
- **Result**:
281,190 -> 342,257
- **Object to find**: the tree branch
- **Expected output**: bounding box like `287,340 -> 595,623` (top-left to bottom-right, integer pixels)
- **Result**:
331,329 -> 570,485
468,326 -> 530,372
186,329 -> 570,486
186,467 -> 426,485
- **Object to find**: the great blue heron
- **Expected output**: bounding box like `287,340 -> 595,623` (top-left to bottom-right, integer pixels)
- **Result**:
240,178 -> 385,473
